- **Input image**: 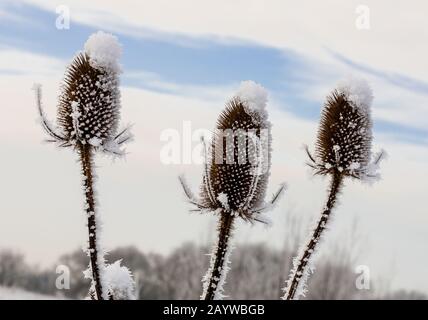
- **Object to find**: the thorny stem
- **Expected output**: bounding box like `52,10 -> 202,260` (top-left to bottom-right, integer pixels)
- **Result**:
203,213 -> 235,300
284,172 -> 343,300
79,144 -> 104,300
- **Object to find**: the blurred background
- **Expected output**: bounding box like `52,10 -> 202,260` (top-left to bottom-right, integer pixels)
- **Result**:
0,0 -> 427,299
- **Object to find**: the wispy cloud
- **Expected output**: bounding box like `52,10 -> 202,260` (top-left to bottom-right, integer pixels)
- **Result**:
16,0 -> 428,82
0,38 -> 425,146
0,49 -> 64,75
330,51 -> 428,95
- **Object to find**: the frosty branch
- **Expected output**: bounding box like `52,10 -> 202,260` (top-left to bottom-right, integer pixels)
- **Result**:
79,145 -> 105,299
202,213 -> 235,300
283,172 -> 343,299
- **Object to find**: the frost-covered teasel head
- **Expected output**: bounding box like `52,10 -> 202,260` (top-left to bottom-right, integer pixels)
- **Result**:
307,77 -> 385,181
201,81 -> 270,220
35,31 -> 132,156
180,81 -> 285,223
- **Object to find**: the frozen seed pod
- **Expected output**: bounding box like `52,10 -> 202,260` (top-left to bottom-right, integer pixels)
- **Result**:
36,31 -> 132,154
309,77 -> 382,180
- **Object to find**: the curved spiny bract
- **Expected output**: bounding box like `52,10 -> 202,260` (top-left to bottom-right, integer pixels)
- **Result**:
200,97 -> 271,221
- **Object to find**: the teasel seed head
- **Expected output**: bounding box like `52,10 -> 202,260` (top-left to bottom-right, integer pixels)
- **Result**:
307,77 -> 385,181
35,31 -> 132,156
200,81 -> 272,221
179,81 -> 285,223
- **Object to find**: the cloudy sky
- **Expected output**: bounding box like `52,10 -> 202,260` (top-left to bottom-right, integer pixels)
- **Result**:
0,0 -> 427,294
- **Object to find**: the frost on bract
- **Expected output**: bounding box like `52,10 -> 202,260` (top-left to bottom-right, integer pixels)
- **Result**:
84,31 -> 122,73
236,80 -> 269,122
104,260 -> 136,300
179,80 -> 285,300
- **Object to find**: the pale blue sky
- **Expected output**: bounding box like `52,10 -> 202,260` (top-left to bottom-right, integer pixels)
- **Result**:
1,1 -> 427,143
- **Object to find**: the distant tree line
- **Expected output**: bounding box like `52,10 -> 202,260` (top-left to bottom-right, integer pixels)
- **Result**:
0,244 -> 425,300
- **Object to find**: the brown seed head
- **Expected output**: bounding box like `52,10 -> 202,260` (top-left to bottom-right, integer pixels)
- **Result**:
314,78 -> 373,178
200,81 -> 271,220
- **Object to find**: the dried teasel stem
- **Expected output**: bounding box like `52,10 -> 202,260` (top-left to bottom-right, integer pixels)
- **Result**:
283,172 -> 343,300
202,213 -> 235,300
79,144 -> 104,300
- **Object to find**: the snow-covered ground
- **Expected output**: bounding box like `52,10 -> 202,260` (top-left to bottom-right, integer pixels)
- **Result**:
0,286 -> 63,300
